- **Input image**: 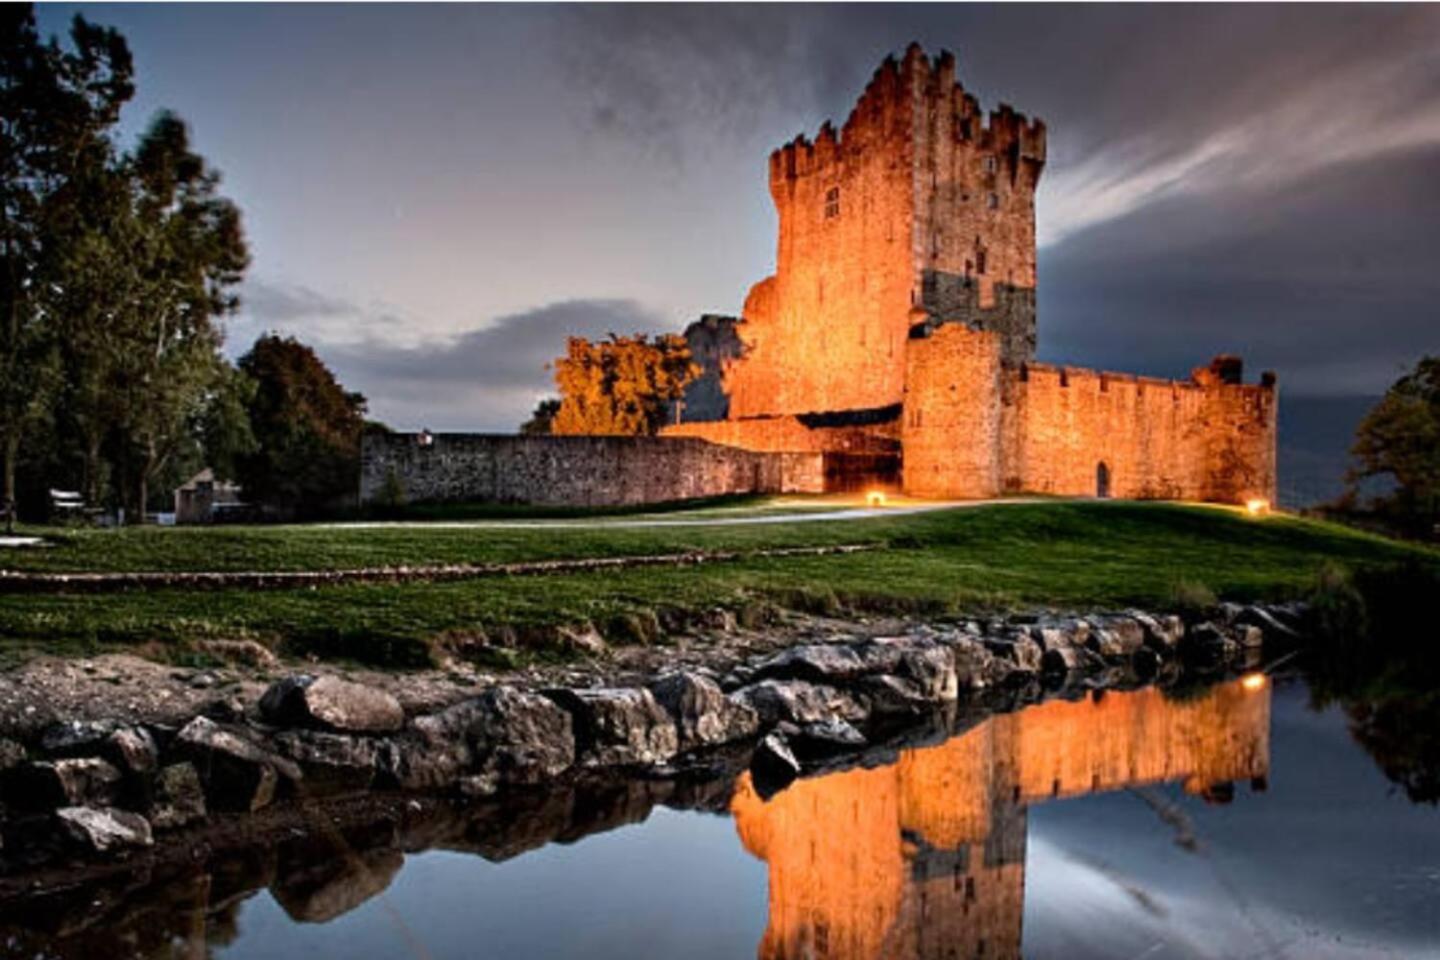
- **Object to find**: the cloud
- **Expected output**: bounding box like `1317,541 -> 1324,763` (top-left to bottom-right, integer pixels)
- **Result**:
235,295 -> 672,432
1038,145 -> 1440,394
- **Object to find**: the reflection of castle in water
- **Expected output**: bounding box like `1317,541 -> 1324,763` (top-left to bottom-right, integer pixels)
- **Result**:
731,679 -> 1272,960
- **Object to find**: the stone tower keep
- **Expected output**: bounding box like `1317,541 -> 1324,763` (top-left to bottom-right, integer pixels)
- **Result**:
723,43 -> 1046,420
662,43 -> 1278,506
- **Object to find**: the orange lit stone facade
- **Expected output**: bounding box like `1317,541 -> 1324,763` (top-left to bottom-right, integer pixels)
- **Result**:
662,44 -> 1278,504
731,678 -> 1272,960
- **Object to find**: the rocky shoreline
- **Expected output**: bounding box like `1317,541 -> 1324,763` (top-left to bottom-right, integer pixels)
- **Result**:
0,601 -> 1306,885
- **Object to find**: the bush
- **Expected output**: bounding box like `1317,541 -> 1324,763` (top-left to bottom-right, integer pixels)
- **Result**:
1168,579 -> 1218,620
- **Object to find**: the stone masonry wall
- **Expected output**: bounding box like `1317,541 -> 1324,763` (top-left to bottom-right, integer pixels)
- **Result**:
901,324 -> 1278,502
901,323 -> 1004,498
360,434 -> 825,507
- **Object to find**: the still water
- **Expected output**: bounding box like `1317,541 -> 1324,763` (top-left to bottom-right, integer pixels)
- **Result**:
5,675 -> 1438,959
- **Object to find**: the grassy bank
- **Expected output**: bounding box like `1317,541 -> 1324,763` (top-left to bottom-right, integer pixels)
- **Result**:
2,501 -> 1434,666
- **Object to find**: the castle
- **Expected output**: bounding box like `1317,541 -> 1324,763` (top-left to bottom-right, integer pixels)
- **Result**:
665,43 -> 1278,504
361,44 -> 1277,509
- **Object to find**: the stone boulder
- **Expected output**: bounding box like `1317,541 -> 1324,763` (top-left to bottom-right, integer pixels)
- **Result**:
16,758 -> 121,810
544,687 -> 678,768
471,686 -> 576,785
1041,646 -> 1083,675
259,675 -> 404,734
55,806 -> 153,853
750,644 -> 869,685
274,730 -> 380,794
648,672 -> 759,751
1085,616 -> 1147,659
149,763 -> 207,830
173,716 -> 302,812
732,679 -> 867,728
985,636 -> 1044,672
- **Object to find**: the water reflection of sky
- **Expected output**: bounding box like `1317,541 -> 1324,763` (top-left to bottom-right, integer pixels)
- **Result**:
193,680 -> 1439,959
1024,681 -> 1440,959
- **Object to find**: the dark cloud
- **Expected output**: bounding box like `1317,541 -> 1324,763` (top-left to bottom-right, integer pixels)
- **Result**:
315,299 -> 670,432
1038,145 -> 1440,394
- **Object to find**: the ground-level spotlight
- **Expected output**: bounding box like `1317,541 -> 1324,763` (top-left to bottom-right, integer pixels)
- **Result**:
865,490 -> 887,508
1244,498 -> 1270,517
1241,672 -> 1267,692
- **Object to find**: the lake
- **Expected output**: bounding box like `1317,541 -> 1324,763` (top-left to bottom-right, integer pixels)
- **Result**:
4,673 -> 1437,959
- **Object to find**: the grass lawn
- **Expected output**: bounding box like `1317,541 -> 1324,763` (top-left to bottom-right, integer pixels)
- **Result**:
1,500 -> 1434,665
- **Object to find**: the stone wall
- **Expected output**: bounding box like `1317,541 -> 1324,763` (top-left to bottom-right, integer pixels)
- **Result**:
360,434 -> 824,507
901,324 -> 1279,503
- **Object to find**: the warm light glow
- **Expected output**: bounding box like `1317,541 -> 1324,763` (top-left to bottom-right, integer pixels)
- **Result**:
866,490 -> 888,507
1241,672 -> 1267,692
1245,498 -> 1270,516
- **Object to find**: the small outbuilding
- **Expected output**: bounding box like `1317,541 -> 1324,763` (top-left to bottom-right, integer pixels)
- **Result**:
174,469 -> 243,525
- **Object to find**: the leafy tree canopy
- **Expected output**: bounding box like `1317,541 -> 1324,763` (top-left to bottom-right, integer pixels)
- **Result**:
1349,355 -> 1440,533
551,333 -> 697,436
236,334 -> 366,517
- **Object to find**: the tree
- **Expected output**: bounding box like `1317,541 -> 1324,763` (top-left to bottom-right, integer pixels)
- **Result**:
1348,355 -> 1440,534
108,111 -> 248,516
520,397 -> 560,435
0,5 -> 133,530
236,335 -> 367,517
551,334 -> 697,436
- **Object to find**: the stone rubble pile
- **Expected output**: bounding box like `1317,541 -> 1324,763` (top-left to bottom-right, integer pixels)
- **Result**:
0,602 -> 1305,866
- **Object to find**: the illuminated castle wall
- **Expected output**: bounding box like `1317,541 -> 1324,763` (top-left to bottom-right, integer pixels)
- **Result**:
731,678 -> 1272,960
664,44 -> 1278,505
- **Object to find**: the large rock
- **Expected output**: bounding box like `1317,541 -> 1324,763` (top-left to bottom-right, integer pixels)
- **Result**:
55,806 -> 153,853
471,687 -> 576,784
750,644 -> 869,684
1085,616 -> 1146,659
985,636 -> 1044,672
149,763 -> 207,830
16,758 -> 122,810
648,672 -> 759,750
1129,611 -> 1184,653
260,675 -> 404,733
173,716 -> 301,812
543,687 -> 678,768
732,679 -> 867,728
274,730 -> 380,794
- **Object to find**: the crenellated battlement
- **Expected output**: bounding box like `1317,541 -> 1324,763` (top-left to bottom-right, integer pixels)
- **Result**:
768,44 -> 1046,192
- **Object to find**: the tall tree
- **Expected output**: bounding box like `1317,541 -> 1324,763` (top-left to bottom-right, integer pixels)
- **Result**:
109,111 -> 248,515
551,334 -> 697,436
1349,355 -> 1440,534
0,5 -> 132,530
236,335 -> 367,517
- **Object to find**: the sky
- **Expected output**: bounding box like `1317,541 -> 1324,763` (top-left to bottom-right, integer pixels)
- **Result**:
38,3 -> 1440,431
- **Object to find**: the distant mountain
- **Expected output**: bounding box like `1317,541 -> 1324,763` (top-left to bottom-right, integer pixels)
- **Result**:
1277,394 -> 1379,508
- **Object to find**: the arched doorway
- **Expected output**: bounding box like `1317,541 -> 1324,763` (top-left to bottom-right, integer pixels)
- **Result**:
1096,462 -> 1111,499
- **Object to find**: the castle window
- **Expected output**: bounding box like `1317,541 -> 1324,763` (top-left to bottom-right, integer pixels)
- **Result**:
986,192 -> 1000,210
976,249 -> 987,275
982,155 -> 997,174
824,186 -> 840,219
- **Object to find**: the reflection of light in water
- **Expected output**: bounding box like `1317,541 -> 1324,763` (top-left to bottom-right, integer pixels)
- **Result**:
1242,672 -> 1267,692
733,678 -> 1272,960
